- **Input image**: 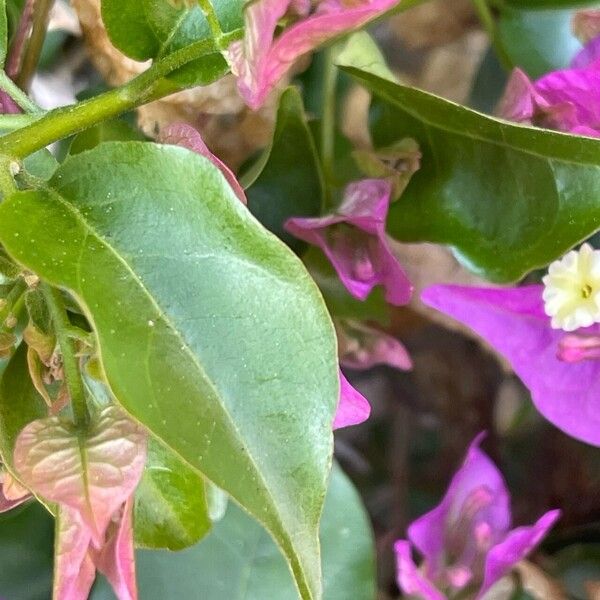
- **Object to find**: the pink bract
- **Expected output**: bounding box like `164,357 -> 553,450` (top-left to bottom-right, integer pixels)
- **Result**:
334,370 -> 371,429
421,284 -> 600,447
226,0 -> 402,110
498,34 -> 600,137
159,123 -> 247,204
395,434 -> 560,599
286,179 -> 413,306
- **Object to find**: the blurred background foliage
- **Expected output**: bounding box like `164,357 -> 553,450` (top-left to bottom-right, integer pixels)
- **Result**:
1,1 -> 600,599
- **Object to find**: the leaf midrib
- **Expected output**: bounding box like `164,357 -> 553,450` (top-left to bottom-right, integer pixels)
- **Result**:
353,69 -> 600,167
39,186 -> 311,594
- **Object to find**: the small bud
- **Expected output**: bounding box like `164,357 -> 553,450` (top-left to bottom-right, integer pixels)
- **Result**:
8,161 -> 20,177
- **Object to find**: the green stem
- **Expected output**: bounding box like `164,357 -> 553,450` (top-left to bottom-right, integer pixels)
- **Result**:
0,155 -> 18,196
471,0 -> 513,71
0,34 -> 233,159
0,278 -> 26,326
41,283 -> 89,428
0,71 -> 41,113
16,0 -> 55,90
197,0 -> 224,45
321,45 -> 338,208
0,113 -> 41,129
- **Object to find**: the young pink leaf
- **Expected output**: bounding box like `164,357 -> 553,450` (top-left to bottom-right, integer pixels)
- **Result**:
0,469 -> 30,512
54,497 -> 139,600
93,497 -> 137,600
54,506 -> 96,600
13,405 -> 147,546
226,0 -> 402,109
159,123 -> 247,204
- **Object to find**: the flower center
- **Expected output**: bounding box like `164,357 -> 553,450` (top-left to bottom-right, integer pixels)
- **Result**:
582,283 -> 593,299
542,243 -> 600,331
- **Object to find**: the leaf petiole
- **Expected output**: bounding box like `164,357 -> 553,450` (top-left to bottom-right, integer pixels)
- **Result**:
41,283 -> 90,428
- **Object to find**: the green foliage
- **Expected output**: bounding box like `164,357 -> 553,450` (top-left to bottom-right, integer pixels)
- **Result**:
91,464 -> 376,600
0,503 -> 54,600
0,0 -> 7,69
134,439 -> 212,551
0,345 -> 47,478
341,67 -> 600,282
498,6 -> 582,77
0,142 -> 338,600
245,87 -> 324,252
100,0 -> 243,87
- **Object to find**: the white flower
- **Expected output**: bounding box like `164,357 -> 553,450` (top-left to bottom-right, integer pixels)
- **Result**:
543,243 -> 600,331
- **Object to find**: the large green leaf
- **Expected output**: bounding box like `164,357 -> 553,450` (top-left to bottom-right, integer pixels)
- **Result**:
245,87 -> 324,252
498,6 -> 582,77
101,0 -> 243,87
0,142 -> 338,600
91,464 -> 376,600
342,67 -> 600,282
134,438 -> 211,551
0,502 -> 54,600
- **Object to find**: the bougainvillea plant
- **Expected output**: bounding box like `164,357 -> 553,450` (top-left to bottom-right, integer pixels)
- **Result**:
0,0 -> 599,599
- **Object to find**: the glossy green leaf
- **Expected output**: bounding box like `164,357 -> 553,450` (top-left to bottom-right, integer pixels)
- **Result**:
343,67 -> 600,282
0,502 -> 54,600
335,32 -> 397,84
92,464 -> 376,600
135,438 -> 211,551
101,0 -> 243,87
498,7 -> 582,77
0,344 -> 47,475
69,120 -> 144,155
245,87 -> 324,252
0,142 -> 338,600
22,149 -> 59,181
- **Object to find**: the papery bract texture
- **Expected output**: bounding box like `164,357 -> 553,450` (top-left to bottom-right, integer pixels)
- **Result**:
14,405 -> 147,545
286,179 -> 413,305
395,434 -> 560,599
226,0 -> 402,109
421,284 -> 600,446
333,371 -> 370,429
158,123 -> 247,204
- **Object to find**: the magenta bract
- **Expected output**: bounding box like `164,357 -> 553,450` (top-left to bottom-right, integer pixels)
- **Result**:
421,284 -> 600,446
395,434 -> 560,599
498,35 -> 600,137
334,370 -> 371,429
286,179 -> 413,305
159,123 -> 247,204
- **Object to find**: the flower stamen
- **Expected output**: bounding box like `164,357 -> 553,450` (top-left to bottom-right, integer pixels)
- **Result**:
542,243 -> 600,331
